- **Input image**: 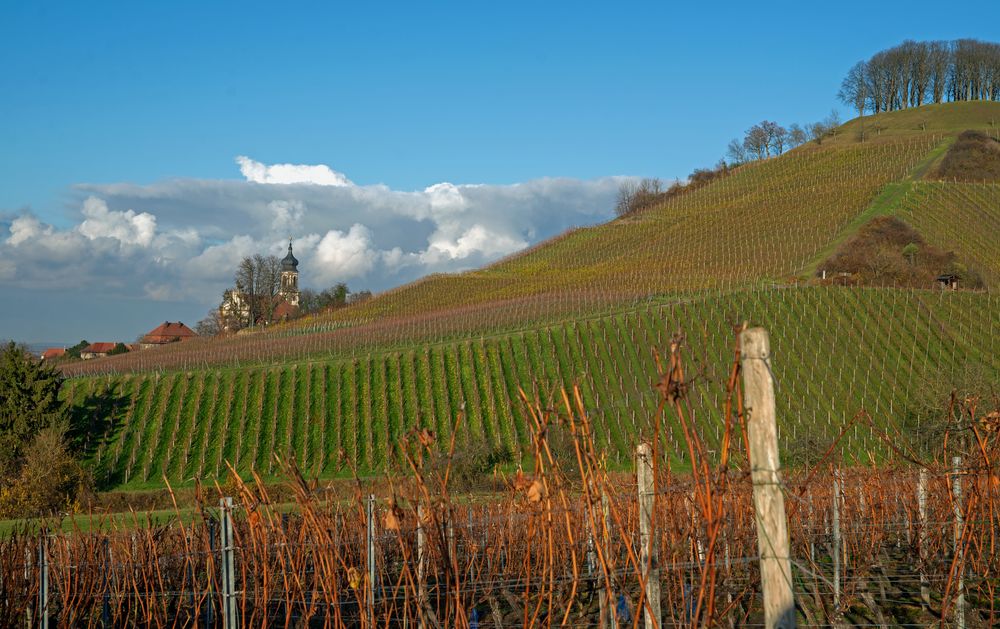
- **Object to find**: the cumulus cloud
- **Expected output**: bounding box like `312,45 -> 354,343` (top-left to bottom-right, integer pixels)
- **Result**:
236,156 -> 353,186
78,196 -> 157,247
7,214 -> 53,246
268,199 -> 306,234
1,156 -> 628,340
313,224 -> 378,282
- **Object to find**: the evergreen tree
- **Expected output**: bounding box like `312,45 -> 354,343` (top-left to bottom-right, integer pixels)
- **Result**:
0,341 -> 67,468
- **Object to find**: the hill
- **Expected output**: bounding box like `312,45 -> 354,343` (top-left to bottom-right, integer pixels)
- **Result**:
60,102 -> 1000,490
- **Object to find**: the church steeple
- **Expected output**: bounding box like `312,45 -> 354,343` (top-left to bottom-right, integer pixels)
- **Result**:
279,238 -> 300,306
281,238 -> 299,272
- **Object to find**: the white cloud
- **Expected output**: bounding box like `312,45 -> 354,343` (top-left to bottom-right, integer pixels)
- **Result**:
424,224 -> 526,262
236,155 -> 353,186
78,196 -> 157,247
7,214 -> 53,246
1,157 -> 628,338
313,224 -> 378,282
268,199 -> 306,234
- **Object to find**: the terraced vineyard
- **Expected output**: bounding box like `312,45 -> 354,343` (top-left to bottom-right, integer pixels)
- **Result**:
76,286 -> 999,488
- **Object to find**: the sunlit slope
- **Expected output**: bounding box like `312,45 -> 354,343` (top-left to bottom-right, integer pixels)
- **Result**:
325,139 -> 938,318
826,101 -> 1000,147
70,286 -> 999,489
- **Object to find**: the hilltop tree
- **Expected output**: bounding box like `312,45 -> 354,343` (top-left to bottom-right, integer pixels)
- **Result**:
725,138 -> 750,165
743,124 -> 770,159
838,60 -> 870,118
614,178 -> 664,216
787,124 -> 807,148
844,38 -> 1000,115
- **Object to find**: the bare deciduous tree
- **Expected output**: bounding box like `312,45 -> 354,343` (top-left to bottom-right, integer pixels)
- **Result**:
614,178 -> 663,216
848,39 -> 1000,115
839,60 -> 870,118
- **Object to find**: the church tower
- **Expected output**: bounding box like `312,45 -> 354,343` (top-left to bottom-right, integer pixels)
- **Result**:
279,238 -> 300,307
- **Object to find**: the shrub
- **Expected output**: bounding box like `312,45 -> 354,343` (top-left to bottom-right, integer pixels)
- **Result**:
0,424 -> 93,518
818,216 -> 984,288
931,130 -> 1000,182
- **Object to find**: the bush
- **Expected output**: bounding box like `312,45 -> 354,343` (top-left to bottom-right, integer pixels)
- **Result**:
441,441 -> 513,492
0,424 -> 93,519
931,130 -> 1000,182
818,216 -> 984,288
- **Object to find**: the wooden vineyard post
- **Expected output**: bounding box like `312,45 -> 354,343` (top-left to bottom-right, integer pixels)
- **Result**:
832,472 -> 841,610
739,327 -> 795,629
637,442 -> 661,629
601,490 -> 616,629
417,503 -> 427,629
918,469 -> 929,608
952,457 -> 964,629
219,497 -> 238,629
38,534 -> 49,629
367,494 -> 376,628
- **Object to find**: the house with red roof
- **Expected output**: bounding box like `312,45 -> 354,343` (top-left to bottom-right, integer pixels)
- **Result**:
80,343 -> 118,360
40,347 -> 66,361
139,321 -> 198,349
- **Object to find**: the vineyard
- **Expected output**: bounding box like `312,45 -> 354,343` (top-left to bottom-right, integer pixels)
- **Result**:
43,102 -> 1000,499
61,135 -> 945,376
68,286 -> 1000,489
4,332 -> 999,627
899,181 -> 1000,285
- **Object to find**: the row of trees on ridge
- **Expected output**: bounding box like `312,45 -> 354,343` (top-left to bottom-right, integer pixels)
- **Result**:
839,39 -> 1000,117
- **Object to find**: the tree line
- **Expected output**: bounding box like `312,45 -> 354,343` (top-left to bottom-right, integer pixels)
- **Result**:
839,39 -> 1000,118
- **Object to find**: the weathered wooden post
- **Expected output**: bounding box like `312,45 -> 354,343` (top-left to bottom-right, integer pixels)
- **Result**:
637,442 -> 661,629
832,471 -> 841,610
601,490 -> 616,629
417,503 -> 427,629
740,327 -> 795,629
918,469 -> 929,607
219,497 -> 238,629
38,534 -> 48,629
367,494 -> 376,628
952,457 -> 964,629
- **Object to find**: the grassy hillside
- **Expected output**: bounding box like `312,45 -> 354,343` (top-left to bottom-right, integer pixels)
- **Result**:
59,102 -> 1000,490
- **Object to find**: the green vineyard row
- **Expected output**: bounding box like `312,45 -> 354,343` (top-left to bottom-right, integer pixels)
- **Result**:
67,286 -> 1000,490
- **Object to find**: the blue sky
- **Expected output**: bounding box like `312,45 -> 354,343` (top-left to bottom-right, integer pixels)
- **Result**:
1,0 -> 997,344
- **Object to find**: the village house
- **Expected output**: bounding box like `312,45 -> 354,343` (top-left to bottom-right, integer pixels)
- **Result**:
80,342 -> 119,360
139,321 -> 198,349
40,347 -> 66,361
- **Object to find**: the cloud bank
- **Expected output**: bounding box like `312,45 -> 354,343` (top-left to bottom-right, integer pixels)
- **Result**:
1,158 -> 625,338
